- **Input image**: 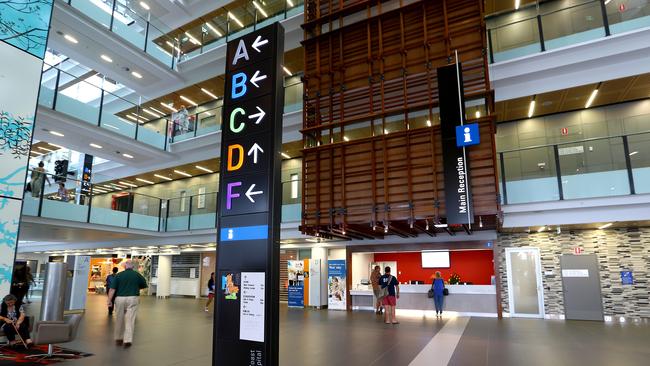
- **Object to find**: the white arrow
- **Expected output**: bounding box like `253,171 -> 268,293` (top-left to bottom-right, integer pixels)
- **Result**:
251,35 -> 269,53
250,70 -> 267,88
245,184 -> 263,203
248,106 -> 265,125
247,143 -> 264,164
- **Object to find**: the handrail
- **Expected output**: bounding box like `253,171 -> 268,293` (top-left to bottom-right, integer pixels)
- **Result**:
487,0 -> 601,29
498,130 -> 650,154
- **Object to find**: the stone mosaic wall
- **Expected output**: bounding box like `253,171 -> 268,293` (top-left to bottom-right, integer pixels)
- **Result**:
498,228 -> 650,319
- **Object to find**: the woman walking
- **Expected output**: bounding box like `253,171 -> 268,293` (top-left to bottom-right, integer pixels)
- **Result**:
205,273 -> 215,312
432,271 -> 445,317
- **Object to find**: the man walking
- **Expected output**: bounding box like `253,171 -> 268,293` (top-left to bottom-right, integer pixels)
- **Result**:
370,265 -> 383,314
107,260 -> 147,348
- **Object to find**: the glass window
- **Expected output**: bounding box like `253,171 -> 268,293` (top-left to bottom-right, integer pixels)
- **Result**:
290,174 -> 299,199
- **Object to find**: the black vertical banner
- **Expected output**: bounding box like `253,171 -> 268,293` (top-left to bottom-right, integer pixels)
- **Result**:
80,154 -> 93,195
438,63 -> 474,225
213,23 -> 284,366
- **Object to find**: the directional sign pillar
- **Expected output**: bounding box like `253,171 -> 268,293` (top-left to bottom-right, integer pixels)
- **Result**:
213,23 -> 284,366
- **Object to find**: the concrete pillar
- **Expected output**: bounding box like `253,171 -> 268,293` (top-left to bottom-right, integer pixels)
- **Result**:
157,255 -> 172,299
311,247 -> 328,307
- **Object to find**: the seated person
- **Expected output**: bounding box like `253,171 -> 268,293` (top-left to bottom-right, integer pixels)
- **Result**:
0,294 -> 32,346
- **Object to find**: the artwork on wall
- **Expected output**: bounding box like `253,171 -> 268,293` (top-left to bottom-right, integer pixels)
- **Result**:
0,0 -> 54,59
0,41 -> 42,200
198,187 -> 206,208
0,199 -> 21,295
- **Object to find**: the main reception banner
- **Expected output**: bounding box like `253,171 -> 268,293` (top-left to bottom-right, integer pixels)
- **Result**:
213,23 -> 284,366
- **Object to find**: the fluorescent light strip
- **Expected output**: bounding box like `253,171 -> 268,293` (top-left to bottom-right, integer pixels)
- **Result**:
123,153 -> 134,159
140,1 -> 150,10
195,165 -> 213,173
38,147 -> 54,152
180,95 -> 198,106
119,181 -> 138,188
160,102 -> 178,112
50,131 -> 64,137
629,151 -> 638,156
102,185 -> 115,190
281,152 -> 291,159
515,0 -> 521,10
112,184 -> 128,189
64,34 -> 78,44
136,178 -> 154,185
48,143 -> 64,149
287,0 -> 294,6
537,226 -> 546,233
90,143 -> 103,149
585,88 -> 599,108
174,169 -> 192,177
201,88 -> 218,100
143,109 -> 161,118
475,110 -> 481,119
125,114 -> 139,122
185,32 -> 201,45
165,41 -> 181,53
30,151 -> 44,155
131,71 -> 143,79
282,66 -> 292,76
528,99 -> 536,118
149,107 -> 165,115
253,1 -> 268,18
343,136 -> 349,142
598,222 -> 613,230
228,12 -> 244,28
154,174 -> 172,181
100,54 -> 113,63
205,22 -> 222,37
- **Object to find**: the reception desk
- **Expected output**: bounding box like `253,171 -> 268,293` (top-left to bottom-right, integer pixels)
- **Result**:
350,284 -> 497,314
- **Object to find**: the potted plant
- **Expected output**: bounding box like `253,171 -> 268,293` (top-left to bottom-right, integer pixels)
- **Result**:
449,273 -> 461,285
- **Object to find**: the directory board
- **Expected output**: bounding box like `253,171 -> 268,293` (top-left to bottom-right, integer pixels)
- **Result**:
213,23 -> 284,366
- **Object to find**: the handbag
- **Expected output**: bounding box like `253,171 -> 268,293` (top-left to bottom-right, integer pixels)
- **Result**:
443,288 -> 449,296
427,289 -> 434,298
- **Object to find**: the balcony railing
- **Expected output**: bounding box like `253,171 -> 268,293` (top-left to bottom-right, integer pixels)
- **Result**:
38,63 -> 303,150
498,131 -> 650,205
62,0 -> 180,68
177,0 -> 304,63
22,171 -> 303,230
487,0 -> 650,63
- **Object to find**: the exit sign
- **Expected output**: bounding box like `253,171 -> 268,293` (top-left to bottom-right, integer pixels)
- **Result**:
213,23 -> 284,366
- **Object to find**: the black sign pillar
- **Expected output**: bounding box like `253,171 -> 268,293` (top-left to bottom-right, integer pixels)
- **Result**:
438,62 -> 474,225
213,23 -> 284,366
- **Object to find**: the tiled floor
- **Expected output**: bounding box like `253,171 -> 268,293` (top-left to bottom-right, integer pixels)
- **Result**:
37,295 -> 649,366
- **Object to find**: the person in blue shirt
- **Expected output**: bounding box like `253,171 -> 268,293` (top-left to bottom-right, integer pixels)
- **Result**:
432,271 -> 445,317
379,266 -> 400,324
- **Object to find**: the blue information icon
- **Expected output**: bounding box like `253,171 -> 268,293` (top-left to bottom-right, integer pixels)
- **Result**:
456,123 -> 480,147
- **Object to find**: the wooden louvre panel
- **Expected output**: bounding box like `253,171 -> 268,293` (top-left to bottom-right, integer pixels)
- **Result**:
301,0 -> 498,238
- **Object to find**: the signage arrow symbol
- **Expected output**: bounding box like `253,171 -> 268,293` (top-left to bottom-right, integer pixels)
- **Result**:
245,184 -> 264,203
247,143 -> 264,164
251,35 -> 269,53
250,70 -> 267,88
248,106 -> 265,125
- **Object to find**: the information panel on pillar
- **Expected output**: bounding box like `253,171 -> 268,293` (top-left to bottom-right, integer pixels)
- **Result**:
213,23 -> 284,366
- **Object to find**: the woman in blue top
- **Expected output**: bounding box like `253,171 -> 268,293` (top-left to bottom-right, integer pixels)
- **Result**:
432,271 -> 445,317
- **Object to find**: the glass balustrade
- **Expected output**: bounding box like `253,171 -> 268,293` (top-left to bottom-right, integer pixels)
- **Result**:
487,0 -> 650,63
65,0 -> 178,68
498,132 -> 649,204
22,172 -> 304,230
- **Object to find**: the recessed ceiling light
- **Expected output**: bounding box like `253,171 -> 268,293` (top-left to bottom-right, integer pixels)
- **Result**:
287,0 -> 294,6
343,136 -> 349,142
598,222 -> 613,230
514,0 -> 521,10
282,66 -> 292,76
228,12 -> 244,28
64,34 -> 78,44
38,146 -> 54,152
185,32 -> 201,45
252,1 -> 268,18
131,71 -> 143,79
475,110 -> 481,119
174,169 -> 192,177
280,152 -> 291,159
537,226 -> 546,233
160,102 -> 178,112
48,143 -> 64,149
205,22 -> 222,37
139,1 -> 150,10
30,151 -> 44,156
154,174 -> 172,181
125,114 -> 139,122
629,151 -> 638,156
119,181 -> 138,188
195,165 -> 213,173
149,107 -> 165,115
143,109 -> 161,118
585,87 -> 599,108
100,54 -> 113,63
426,119 -> 432,127
122,153 -> 134,159
528,98 -> 536,118
136,178 -> 154,184
49,131 -> 64,137
180,95 -> 198,106
201,88 -> 218,100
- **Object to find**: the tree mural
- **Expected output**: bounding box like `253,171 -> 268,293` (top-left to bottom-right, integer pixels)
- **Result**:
0,0 -> 53,58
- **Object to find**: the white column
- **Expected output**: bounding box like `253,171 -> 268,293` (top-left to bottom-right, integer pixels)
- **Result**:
311,247 -> 328,307
157,255 -> 172,299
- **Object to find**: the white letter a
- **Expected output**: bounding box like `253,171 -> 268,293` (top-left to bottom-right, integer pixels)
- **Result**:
232,40 -> 249,66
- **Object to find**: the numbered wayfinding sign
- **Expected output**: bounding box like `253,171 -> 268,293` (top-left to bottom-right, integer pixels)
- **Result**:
213,23 -> 284,366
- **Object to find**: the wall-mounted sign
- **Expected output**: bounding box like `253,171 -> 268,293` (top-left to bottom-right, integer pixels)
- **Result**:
213,23 -> 284,366
562,269 -> 589,278
561,127 -> 568,136
438,63 -> 474,225
80,154 -> 93,194
573,247 -> 584,255
455,123 -> 480,147
621,271 -> 634,285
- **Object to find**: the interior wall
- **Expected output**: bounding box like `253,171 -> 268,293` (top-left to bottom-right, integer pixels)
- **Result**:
498,228 -> 650,318
328,248 -> 346,260
374,250 -> 495,285
351,253 -> 375,288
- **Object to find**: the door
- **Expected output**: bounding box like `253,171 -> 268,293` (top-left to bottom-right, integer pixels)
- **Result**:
560,254 -> 604,321
505,248 -> 544,318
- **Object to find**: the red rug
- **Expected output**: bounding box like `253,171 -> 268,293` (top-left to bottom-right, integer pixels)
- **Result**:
0,344 -> 92,364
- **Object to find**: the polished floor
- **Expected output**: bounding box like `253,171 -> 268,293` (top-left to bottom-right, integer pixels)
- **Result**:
27,294 -> 648,366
